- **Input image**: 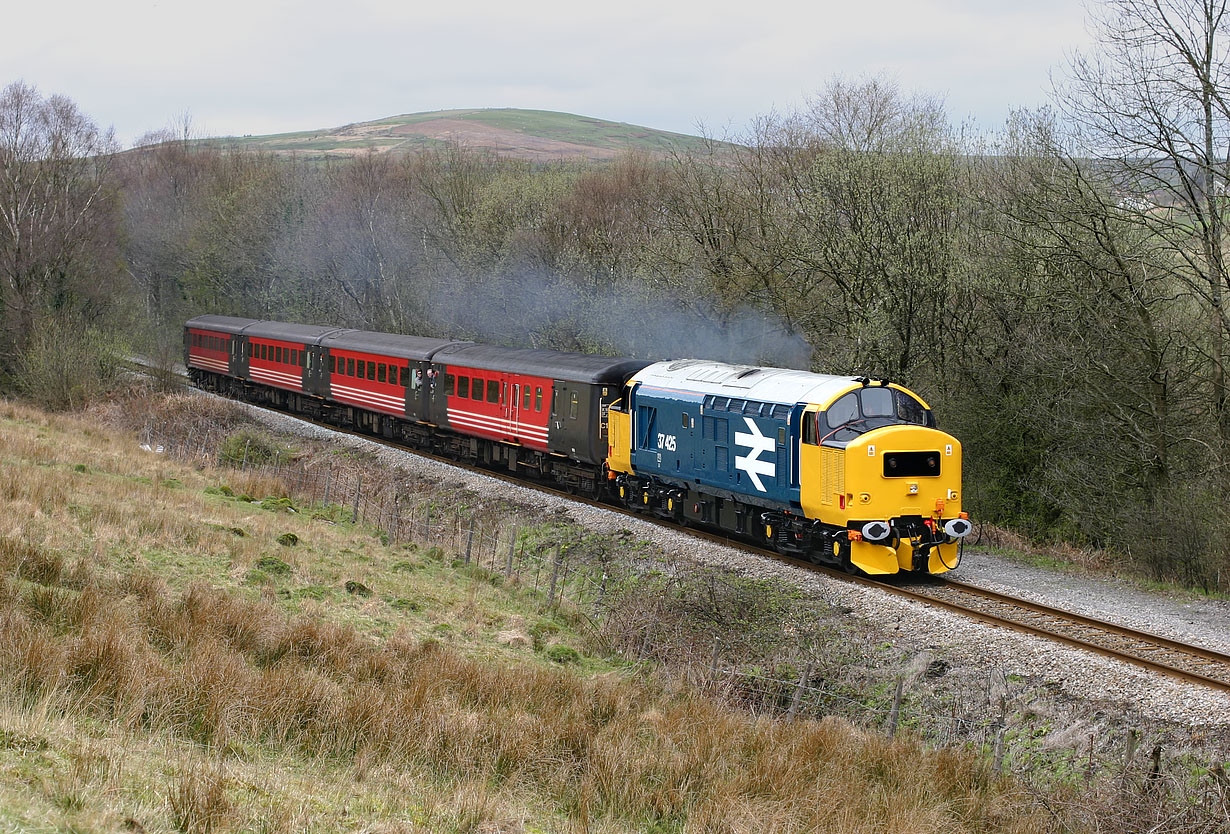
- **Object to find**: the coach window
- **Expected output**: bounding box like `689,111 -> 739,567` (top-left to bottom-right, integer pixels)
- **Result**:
328,356 -> 335,373
378,364 -> 386,384
458,376 -> 470,398
487,380 -> 499,403
535,387 -> 543,411
346,358 -> 354,376
569,392 -> 579,420
445,374 -> 455,395
523,385 -> 531,410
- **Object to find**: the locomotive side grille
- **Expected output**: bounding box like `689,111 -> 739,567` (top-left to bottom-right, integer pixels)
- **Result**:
821,447 -> 844,505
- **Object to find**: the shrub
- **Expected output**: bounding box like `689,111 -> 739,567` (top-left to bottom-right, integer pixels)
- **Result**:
276,533 -> 299,547
217,431 -> 291,469
14,318 -> 128,411
545,645 -> 580,664
254,556 -> 291,576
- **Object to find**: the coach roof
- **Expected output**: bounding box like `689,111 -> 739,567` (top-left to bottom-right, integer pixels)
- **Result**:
434,343 -> 651,384
241,320 -> 350,344
322,330 -> 468,361
186,314 -> 261,335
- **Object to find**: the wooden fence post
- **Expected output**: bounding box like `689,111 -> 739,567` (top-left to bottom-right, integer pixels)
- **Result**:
505,530 -> 516,578
352,476 -> 362,523
464,524 -> 475,564
547,546 -> 563,607
887,677 -> 904,737
786,660 -> 816,721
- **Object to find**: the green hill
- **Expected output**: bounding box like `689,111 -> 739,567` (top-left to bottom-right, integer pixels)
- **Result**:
211,108 -> 718,161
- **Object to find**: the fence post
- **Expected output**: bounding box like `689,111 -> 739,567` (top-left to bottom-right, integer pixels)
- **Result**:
323,463 -> 332,505
352,476 -> 362,524
241,439 -> 251,470
1122,728 -> 1138,778
786,659 -> 817,721
505,529 -> 516,578
993,729 -> 1006,773
887,676 -> 904,736
464,524 -> 475,565
423,505 -> 431,540
547,546 -> 563,607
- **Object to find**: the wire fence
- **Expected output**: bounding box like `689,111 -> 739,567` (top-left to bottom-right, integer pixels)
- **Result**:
137,417 -> 1230,795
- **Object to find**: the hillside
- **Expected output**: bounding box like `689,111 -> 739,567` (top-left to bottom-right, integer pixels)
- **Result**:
208,108 -> 718,161
0,393 -> 1065,833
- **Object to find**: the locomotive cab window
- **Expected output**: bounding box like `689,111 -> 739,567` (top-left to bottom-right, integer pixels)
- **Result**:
803,414 -> 818,445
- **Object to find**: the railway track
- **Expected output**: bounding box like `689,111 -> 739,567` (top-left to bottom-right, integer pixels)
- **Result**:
157,365 -> 1230,695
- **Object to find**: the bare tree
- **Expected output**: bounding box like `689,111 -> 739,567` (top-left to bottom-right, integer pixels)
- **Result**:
0,80 -> 122,353
1060,0 -> 1230,486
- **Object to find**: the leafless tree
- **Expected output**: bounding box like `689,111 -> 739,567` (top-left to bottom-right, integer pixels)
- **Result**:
1060,0 -> 1230,487
0,80 -> 122,353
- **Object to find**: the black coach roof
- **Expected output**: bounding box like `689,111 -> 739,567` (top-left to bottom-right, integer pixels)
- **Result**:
322,330 -> 468,361
435,343 -> 651,384
186,314 -> 261,334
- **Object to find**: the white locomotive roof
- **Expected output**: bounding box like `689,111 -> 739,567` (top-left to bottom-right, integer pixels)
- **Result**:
632,359 -> 861,408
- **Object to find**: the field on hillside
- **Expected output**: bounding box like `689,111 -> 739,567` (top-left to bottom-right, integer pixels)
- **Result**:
0,395 -> 1075,833
206,108 -> 721,161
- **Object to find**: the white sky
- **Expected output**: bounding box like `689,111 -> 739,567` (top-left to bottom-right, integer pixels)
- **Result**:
4,0 -> 1092,147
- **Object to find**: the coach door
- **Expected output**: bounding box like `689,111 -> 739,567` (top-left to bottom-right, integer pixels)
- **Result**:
505,377 -> 521,440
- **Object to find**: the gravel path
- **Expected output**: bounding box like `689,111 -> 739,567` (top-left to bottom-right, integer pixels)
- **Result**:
232,399 -> 1230,727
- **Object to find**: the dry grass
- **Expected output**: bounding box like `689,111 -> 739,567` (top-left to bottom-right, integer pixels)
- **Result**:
0,397 -> 1074,832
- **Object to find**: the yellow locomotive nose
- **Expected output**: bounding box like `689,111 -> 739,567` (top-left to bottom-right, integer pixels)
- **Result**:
801,423 -> 964,574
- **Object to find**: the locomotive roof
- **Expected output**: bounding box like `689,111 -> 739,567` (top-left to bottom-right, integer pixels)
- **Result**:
434,343 -> 651,384
186,314 -> 262,334
633,359 -> 861,407
321,329 -> 468,361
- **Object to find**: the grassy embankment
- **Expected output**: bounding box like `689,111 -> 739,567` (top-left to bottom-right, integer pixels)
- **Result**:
0,398 -> 1056,833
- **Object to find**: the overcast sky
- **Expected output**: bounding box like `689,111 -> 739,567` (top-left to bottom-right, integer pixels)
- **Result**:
6,0 -> 1092,147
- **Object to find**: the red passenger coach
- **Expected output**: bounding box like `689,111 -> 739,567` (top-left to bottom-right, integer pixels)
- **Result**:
247,337 -> 307,393
327,349 -> 409,417
441,364 -> 551,451
186,328 -> 232,375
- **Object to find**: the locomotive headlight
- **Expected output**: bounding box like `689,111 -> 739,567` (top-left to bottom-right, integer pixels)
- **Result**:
861,521 -> 891,542
944,518 -> 972,538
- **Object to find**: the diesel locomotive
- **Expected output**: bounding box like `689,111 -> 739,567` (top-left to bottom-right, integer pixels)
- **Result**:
186,315 -> 970,574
